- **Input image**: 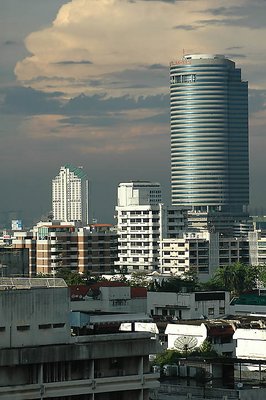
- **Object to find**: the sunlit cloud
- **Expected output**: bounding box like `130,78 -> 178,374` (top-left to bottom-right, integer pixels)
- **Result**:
16,0 -> 266,97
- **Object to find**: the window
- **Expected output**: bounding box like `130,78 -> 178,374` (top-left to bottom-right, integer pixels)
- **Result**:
208,308 -> 214,316
39,324 -> 52,329
0,327 -> 5,332
171,74 -> 196,84
17,325 -> 30,331
53,323 -> 65,328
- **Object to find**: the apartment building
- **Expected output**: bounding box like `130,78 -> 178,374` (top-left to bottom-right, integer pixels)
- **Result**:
249,229 -> 266,266
52,164 -> 89,225
13,221 -> 118,275
115,181 -> 187,273
160,231 -> 249,280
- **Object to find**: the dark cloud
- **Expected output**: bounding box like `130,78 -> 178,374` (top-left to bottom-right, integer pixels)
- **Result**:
197,18 -> 244,27
123,84 -> 151,89
200,4 -> 266,29
54,60 -> 93,65
105,67 -> 169,91
173,24 -> 199,30
130,0 -> 185,2
249,89 -> 266,114
226,53 -> 246,59
0,86 -> 61,115
148,64 -> 168,70
3,40 -> 18,46
63,93 -> 169,115
226,46 -> 243,50
58,115 -> 122,127
137,112 -> 169,124
0,85 -> 169,118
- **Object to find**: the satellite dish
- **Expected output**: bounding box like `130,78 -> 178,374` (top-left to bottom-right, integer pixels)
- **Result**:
174,336 -> 198,354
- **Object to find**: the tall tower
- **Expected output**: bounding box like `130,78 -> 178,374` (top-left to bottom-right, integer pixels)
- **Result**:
52,164 -> 89,225
170,54 -> 249,231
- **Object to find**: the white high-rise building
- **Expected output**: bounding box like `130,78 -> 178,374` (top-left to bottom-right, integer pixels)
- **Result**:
115,181 -> 187,272
52,164 -> 89,225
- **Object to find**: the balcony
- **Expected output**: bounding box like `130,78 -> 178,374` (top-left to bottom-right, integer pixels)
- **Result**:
0,372 -> 160,399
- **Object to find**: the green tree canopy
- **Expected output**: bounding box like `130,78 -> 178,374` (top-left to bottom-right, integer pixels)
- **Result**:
202,262 -> 258,296
149,269 -> 199,293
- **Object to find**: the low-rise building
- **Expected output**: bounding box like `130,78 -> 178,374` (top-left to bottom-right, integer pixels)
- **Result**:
147,291 -> 230,320
230,291 -> 266,316
0,277 -> 160,399
70,282 -> 147,314
165,320 -> 235,357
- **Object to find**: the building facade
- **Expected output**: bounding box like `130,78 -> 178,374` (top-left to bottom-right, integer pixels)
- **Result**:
115,181 -> 187,273
13,222 -> 118,275
147,291 -> 230,320
160,232 -> 249,280
170,54 -> 249,232
249,229 -> 266,266
0,278 -> 160,399
52,164 -> 89,225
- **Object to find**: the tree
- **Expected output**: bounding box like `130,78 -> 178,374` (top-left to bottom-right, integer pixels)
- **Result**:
203,263 -> 258,296
55,268 -> 85,286
153,349 -> 182,367
128,271 -> 150,287
149,272 -> 199,293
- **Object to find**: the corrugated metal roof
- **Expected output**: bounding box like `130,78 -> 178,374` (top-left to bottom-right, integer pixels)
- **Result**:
0,277 -> 67,290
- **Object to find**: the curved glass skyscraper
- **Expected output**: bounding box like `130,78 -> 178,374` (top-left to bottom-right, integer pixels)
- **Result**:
170,54 -> 249,218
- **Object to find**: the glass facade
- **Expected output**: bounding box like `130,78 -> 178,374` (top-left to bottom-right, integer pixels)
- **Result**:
170,54 -> 249,214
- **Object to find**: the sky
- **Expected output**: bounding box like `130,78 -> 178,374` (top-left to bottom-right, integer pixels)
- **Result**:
1,0 -> 266,226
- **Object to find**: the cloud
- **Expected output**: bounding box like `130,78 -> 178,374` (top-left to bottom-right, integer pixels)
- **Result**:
14,0 -> 211,96
3,40 -> 19,46
173,24 -> 199,30
54,60 -> 93,65
0,85 -> 169,125
225,53 -> 246,59
0,86 -> 62,115
249,89 -> 266,114
200,3 -> 266,29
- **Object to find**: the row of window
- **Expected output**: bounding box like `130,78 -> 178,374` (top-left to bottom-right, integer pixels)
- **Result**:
170,74 -> 196,84
121,210 -> 160,216
15,323 -> 65,332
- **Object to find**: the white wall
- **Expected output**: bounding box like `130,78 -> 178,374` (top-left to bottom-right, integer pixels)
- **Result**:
165,323 -> 207,350
234,328 -> 266,359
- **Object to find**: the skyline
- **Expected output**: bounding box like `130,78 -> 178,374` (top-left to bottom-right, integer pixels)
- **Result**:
1,0 -> 266,226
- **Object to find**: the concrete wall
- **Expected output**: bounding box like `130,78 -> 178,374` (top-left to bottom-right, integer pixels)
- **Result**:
165,323 -> 207,350
234,328 -> 266,359
71,286 -> 146,314
147,291 -> 230,320
0,287 -> 70,348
